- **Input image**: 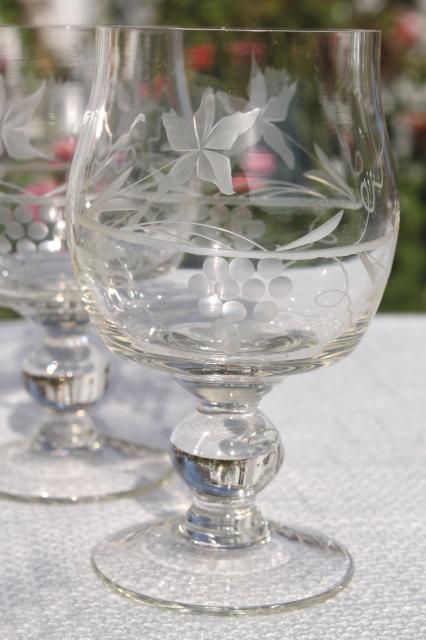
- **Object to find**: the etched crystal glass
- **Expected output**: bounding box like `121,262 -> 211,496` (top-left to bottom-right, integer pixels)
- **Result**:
0,26 -> 169,502
68,27 -> 399,612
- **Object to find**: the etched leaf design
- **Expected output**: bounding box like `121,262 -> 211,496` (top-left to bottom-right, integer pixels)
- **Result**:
0,80 -> 47,160
262,121 -> 295,169
216,91 -> 247,115
307,144 -> 354,199
276,210 -> 344,250
162,110 -> 198,151
262,83 -> 297,122
193,89 -> 215,144
360,252 -> 384,283
249,65 -> 267,108
244,58 -> 297,166
206,109 -> 259,150
3,82 -> 45,127
89,168 -> 135,215
169,153 -> 198,187
198,151 -> 234,195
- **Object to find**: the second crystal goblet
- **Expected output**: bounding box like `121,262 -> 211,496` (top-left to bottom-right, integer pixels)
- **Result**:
69,27 -> 398,611
0,26 -> 170,502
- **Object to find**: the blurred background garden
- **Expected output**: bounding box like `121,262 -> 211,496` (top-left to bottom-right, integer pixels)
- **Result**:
0,0 -> 425,314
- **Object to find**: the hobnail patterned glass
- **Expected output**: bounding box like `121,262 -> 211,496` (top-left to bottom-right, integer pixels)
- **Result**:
0,26 -> 169,503
68,27 -> 398,612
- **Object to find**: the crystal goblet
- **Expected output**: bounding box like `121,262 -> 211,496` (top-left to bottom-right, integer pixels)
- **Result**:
0,26 -> 170,503
68,27 -> 399,612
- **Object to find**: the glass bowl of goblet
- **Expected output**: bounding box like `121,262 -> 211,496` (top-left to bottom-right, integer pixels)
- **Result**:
68,27 -> 399,612
0,26 -> 170,503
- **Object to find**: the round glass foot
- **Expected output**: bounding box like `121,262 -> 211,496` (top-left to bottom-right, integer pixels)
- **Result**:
0,438 -> 171,503
92,517 -> 353,615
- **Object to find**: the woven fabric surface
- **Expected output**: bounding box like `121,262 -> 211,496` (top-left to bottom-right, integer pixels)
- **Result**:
0,316 -> 424,640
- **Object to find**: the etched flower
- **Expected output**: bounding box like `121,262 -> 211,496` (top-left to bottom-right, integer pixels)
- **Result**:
162,88 -> 259,195
0,78 -> 46,160
219,58 -> 297,169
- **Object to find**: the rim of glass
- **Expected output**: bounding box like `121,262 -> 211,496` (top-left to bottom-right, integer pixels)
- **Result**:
96,26 -> 381,34
0,24 -> 380,35
0,23 -> 94,31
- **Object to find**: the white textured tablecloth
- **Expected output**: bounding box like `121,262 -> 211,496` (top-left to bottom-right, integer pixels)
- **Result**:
0,316 -> 424,639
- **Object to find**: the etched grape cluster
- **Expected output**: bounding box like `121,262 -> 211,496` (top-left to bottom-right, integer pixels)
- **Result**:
188,256 -> 293,354
0,204 -> 65,255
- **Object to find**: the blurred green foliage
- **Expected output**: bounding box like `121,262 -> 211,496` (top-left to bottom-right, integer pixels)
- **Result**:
0,308 -> 16,319
381,170 -> 426,310
158,0 -> 343,28
0,0 -> 21,22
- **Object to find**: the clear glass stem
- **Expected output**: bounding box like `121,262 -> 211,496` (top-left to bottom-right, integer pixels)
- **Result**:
32,408 -> 104,455
22,321 -> 109,455
171,387 -> 284,549
179,493 -> 271,548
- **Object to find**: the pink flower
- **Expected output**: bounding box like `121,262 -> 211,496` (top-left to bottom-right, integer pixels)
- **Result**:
240,146 -> 277,177
228,40 -> 266,64
27,178 -> 58,197
232,172 -> 265,194
53,136 -> 76,162
187,44 -> 216,72
393,10 -> 423,48
140,75 -> 172,100
26,178 -> 59,220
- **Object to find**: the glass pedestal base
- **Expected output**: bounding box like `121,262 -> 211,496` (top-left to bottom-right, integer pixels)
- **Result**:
92,517 -> 353,615
0,437 -> 171,503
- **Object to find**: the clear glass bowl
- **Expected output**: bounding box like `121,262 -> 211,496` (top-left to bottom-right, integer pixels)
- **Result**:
0,26 -> 170,503
68,27 -> 398,611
